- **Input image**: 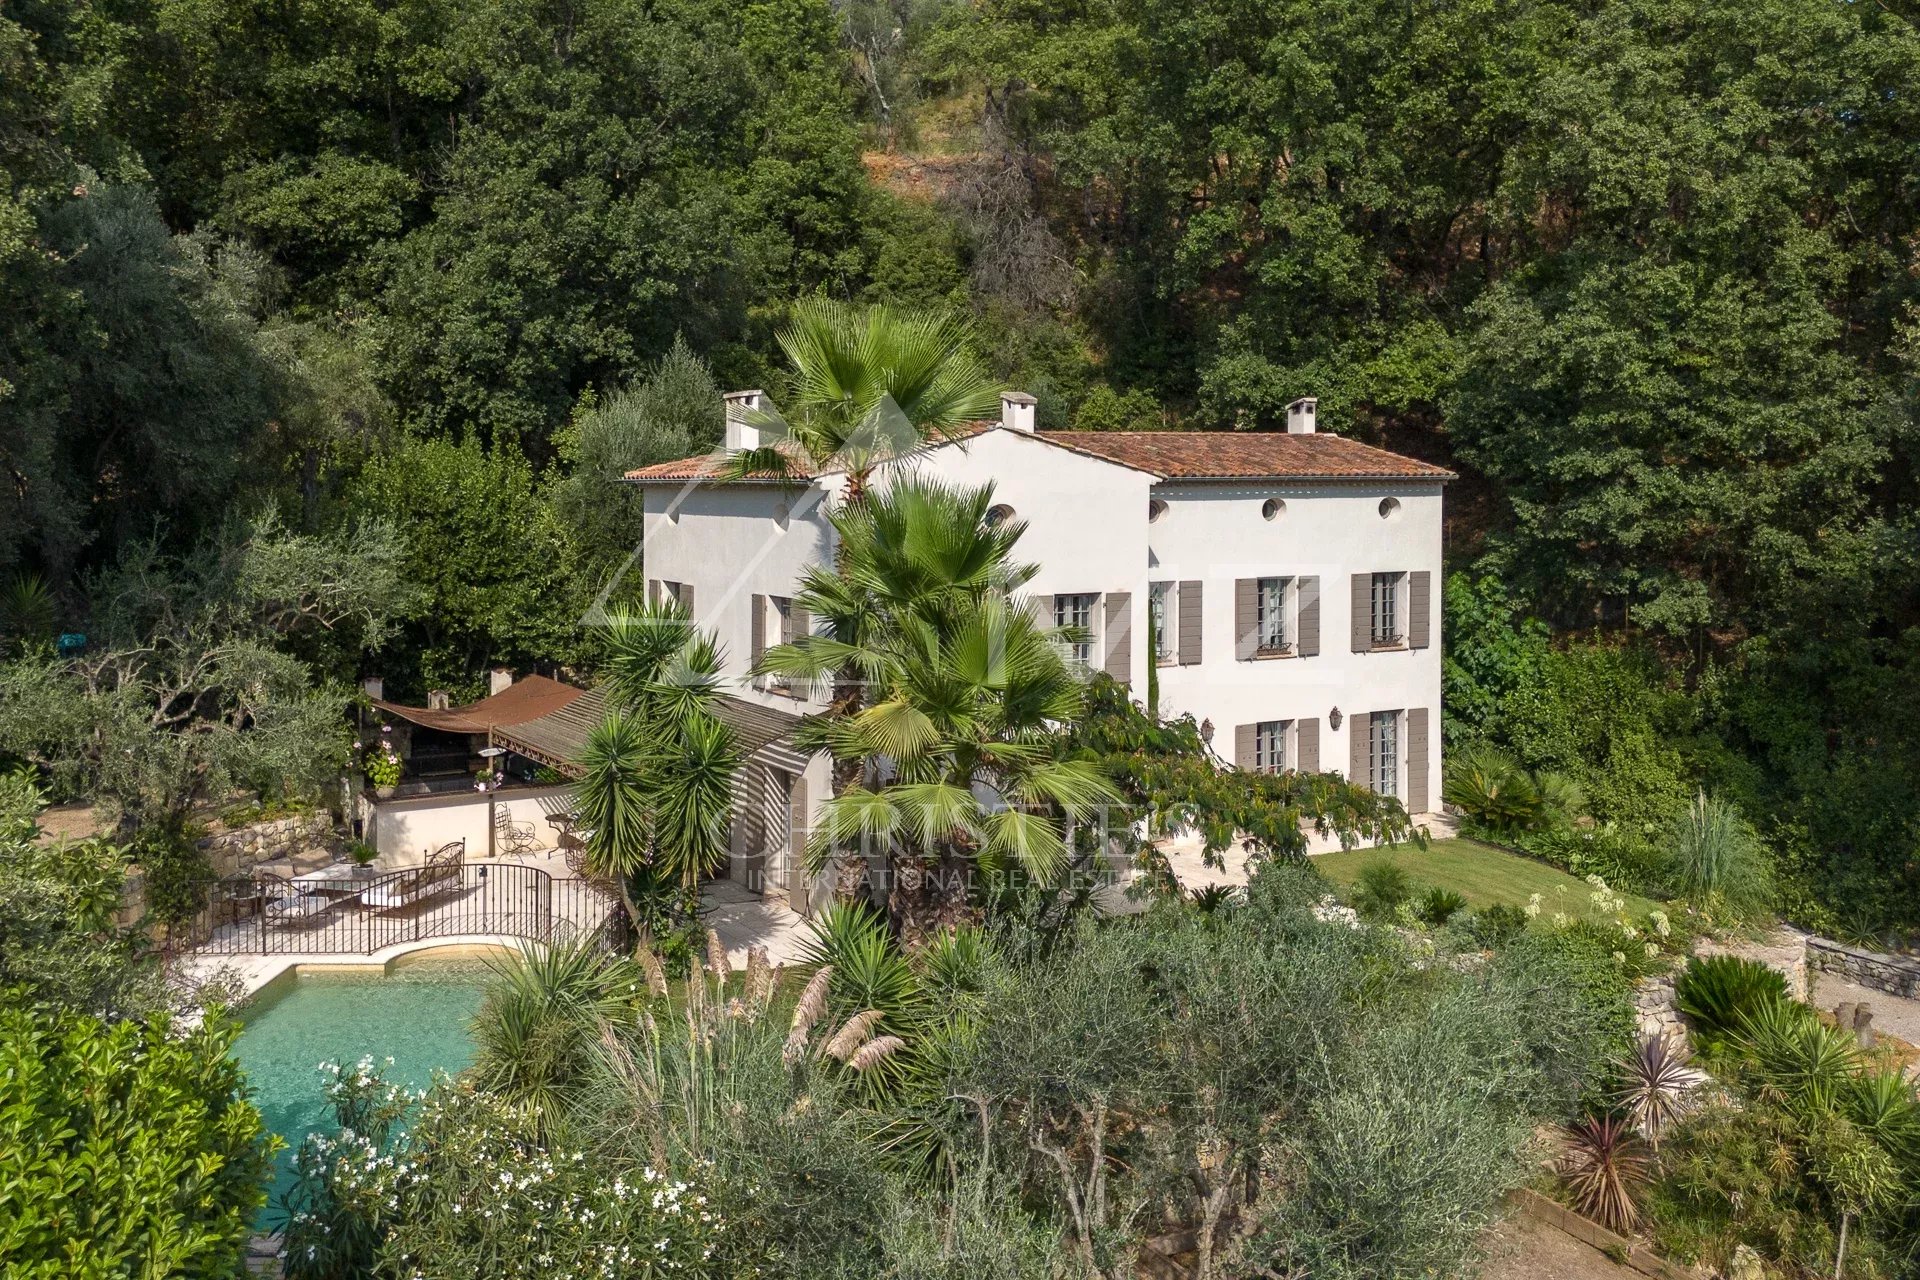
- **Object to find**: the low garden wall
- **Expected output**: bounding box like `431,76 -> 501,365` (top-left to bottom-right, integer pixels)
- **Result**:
1805,935 -> 1920,999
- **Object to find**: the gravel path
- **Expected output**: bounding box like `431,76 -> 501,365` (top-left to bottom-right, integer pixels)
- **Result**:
1810,971 -> 1920,1049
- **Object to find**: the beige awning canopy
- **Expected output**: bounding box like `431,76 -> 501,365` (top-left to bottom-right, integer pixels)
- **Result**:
489,685 -> 813,777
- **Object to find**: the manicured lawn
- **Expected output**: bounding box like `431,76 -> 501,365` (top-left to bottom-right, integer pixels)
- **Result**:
1313,837 -> 1664,919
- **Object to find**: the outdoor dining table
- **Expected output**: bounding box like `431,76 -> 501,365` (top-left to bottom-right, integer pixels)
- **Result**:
289,861 -> 385,896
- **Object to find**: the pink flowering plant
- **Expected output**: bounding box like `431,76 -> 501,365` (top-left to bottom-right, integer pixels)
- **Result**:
359,724 -> 402,789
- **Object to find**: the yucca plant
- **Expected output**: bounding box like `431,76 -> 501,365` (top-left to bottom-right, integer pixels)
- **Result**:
798,903 -> 927,1096
1673,954 -> 1790,1055
1844,1068 -> 1920,1161
1559,1114 -> 1650,1235
1733,1000 -> 1862,1120
470,939 -> 641,1126
0,573 -> 55,642
912,924 -> 996,1011
1613,1035 -> 1707,1147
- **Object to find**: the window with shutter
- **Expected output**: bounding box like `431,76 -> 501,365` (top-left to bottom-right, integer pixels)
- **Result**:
1370,573 -> 1400,646
1368,711 -> 1400,798
1055,594 -> 1097,667
1251,720 -> 1290,773
1256,577 -> 1290,653
1149,583 -> 1175,664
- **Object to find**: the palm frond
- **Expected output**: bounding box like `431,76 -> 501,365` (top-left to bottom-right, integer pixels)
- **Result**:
978,806 -> 1067,881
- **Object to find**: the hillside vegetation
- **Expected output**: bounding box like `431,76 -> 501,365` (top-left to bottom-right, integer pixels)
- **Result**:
3,0 -> 1917,931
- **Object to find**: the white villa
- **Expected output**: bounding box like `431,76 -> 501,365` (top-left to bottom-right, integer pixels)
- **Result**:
624,390 -> 1454,913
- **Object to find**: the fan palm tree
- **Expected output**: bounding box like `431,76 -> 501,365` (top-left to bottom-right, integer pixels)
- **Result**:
724,307 -> 1000,900
758,479 -> 1117,943
720,300 -> 1002,502
573,601 -> 741,928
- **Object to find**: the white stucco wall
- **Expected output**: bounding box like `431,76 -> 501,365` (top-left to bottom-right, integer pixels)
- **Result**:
639,479 -> 835,717
367,793 -> 488,865
883,429 -> 1156,690
1148,480 -> 1445,811
367,785 -> 575,866
630,425 -> 1447,895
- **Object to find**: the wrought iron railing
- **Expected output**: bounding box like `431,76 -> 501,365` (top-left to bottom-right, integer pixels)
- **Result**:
182,859 -> 623,956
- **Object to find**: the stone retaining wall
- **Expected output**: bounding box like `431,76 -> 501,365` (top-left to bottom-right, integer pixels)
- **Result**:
1632,973 -> 1687,1046
196,813 -> 339,878
1806,936 -> 1920,999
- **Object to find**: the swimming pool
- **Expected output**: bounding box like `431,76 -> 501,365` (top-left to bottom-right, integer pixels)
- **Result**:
232,955 -> 496,1222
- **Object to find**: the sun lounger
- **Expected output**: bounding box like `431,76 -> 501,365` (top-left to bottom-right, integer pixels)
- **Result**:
361,840 -> 465,910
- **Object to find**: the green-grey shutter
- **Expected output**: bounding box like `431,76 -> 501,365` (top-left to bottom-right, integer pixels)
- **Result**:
1030,594 -> 1053,628
1407,708 -> 1430,812
1297,577 -> 1320,656
680,583 -> 693,619
1103,593 -> 1132,682
789,603 -> 813,698
1350,574 -> 1371,652
1235,723 -> 1256,769
1409,571 -> 1431,649
1296,717 -> 1319,772
1178,580 -> 1203,665
1349,713 -> 1369,783
750,594 -> 766,680
647,579 -> 660,604
1234,579 -> 1257,660
788,775 -> 810,916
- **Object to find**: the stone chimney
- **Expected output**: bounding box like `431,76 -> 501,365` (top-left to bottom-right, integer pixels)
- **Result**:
724,390 -> 765,450
1286,397 -> 1318,435
361,675 -> 384,700
427,689 -> 451,711
1000,391 -> 1037,433
488,668 -> 513,696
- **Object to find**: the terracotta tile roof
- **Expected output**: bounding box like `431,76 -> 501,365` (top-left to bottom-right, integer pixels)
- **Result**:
1034,431 -> 1456,481
623,422 -> 1000,482
623,424 -> 1452,483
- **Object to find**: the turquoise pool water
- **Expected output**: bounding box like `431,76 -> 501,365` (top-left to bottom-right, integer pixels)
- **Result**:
233,959 -> 493,1222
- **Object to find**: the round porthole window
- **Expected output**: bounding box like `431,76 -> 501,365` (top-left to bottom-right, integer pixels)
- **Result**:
1262,498 -> 1286,521
1378,497 -> 1401,520
985,503 -> 1016,528
1148,498 -> 1168,523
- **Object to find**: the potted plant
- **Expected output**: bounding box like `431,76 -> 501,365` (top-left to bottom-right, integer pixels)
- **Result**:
347,839 -> 380,870
361,724 -> 403,797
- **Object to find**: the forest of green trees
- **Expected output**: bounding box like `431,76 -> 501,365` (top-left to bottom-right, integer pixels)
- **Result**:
3,0 -> 1917,932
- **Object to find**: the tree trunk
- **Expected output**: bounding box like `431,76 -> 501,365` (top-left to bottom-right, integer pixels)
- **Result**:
828,473 -> 873,906
888,841 -> 981,949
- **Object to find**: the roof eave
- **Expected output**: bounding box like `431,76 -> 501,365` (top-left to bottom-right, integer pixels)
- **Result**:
1153,471 -> 1457,484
